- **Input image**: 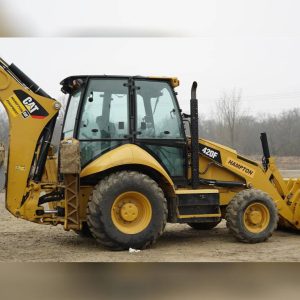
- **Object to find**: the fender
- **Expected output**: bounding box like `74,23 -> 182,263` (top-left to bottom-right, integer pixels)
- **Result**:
80,144 -> 175,187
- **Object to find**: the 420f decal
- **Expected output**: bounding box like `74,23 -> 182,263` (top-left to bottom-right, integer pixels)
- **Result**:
199,144 -> 222,164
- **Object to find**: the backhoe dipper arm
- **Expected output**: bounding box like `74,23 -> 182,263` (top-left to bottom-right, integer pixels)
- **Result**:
0,58 -> 60,219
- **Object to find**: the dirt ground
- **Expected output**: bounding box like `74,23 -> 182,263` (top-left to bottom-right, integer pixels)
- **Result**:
0,169 -> 300,262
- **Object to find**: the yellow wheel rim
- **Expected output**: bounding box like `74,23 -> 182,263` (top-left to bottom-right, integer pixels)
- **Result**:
243,202 -> 270,233
111,191 -> 152,234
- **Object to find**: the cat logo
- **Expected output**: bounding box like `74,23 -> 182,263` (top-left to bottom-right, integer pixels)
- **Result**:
22,96 -> 40,113
14,90 -> 49,119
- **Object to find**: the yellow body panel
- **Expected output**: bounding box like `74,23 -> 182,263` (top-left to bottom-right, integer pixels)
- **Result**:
42,146 -> 58,184
80,144 -> 174,187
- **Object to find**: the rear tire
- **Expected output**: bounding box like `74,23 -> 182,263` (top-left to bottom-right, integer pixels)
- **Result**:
225,189 -> 278,243
187,221 -> 221,230
87,171 -> 168,250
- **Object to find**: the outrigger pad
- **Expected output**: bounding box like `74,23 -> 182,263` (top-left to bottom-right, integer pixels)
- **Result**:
0,143 -> 5,191
60,138 -> 81,174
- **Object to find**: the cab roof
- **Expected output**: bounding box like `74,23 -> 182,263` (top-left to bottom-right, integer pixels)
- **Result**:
60,75 -> 179,94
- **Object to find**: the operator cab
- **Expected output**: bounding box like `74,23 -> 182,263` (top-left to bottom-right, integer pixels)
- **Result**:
61,76 -> 187,183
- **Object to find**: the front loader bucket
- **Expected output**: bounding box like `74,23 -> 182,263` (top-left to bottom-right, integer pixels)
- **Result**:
0,142 -> 5,191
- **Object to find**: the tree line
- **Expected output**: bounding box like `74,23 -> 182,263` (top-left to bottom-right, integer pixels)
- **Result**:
199,89 -> 300,156
199,108 -> 300,156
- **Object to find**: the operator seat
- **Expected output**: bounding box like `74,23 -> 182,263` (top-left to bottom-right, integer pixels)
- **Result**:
96,116 -> 117,154
96,116 -> 117,139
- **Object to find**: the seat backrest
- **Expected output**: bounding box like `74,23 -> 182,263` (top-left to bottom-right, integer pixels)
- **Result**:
96,116 -> 117,138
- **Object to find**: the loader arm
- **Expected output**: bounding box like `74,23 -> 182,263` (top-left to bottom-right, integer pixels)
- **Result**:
0,58 -> 60,219
198,138 -> 298,227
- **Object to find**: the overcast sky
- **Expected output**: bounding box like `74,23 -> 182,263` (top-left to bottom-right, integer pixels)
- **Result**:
0,0 -> 300,116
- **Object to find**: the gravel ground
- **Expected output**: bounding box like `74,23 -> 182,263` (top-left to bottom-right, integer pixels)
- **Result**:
1,170 -> 300,262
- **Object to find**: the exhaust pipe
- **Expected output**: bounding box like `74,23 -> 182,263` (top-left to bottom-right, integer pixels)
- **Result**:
260,132 -> 271,170
190,81 -> 199,189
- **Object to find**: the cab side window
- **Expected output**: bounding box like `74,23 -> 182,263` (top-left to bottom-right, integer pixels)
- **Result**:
63,90 -> 81,138
136,80 -> 184,139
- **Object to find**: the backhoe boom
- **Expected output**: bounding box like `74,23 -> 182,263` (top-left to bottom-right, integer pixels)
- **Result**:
0,58 -> 60,220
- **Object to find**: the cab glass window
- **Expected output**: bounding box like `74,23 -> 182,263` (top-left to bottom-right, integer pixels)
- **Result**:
135,80 -> 184,139
78,79 -> 129,140
63,90 -> 81,138
78,79 -> 128,165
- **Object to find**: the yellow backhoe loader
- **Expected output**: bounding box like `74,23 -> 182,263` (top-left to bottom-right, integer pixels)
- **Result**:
0,57 -> 299,250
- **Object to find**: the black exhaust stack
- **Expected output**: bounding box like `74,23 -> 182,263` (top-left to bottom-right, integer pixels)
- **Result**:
190,82 -> 199,189
260,132 -> 270,170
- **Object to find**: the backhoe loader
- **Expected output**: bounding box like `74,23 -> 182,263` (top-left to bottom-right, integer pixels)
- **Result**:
0,57 -> 299,250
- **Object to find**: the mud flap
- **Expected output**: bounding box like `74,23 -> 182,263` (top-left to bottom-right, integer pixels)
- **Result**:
0,143 -> 5,191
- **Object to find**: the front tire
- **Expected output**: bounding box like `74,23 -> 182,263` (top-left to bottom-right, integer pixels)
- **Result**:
225,189 -> 278,243
87,171 -> 168,250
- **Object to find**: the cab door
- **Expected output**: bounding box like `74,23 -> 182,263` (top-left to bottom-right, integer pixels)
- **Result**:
134,79 -> 187,184
63,78 -> 130,167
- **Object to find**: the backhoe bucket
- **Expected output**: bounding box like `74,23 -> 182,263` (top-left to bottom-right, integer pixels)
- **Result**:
0,143 -> 5,191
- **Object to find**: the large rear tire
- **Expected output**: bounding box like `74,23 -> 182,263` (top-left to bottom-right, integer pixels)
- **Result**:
87,171 -> 168,250
225,189 -> 278,243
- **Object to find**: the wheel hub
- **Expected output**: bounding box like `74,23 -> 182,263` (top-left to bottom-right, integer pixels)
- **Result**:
243,202 -> 270,233
120,203 -> 138,222
249,210 -> 263,225
111,191 -> 152,234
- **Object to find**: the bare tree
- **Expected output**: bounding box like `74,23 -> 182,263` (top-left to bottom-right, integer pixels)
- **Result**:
216,88 -> 243,147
